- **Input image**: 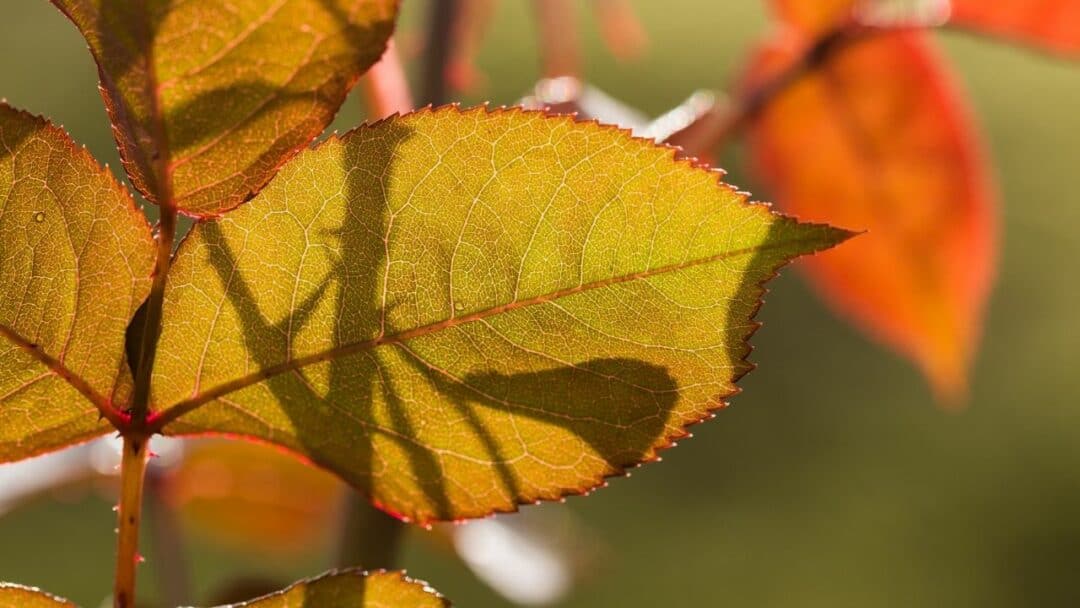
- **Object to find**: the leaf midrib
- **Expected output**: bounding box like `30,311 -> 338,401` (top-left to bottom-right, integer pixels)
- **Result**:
152,234 -> 822,429
0,323 -> 124,427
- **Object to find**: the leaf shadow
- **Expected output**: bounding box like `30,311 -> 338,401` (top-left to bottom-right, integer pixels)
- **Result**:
192,112 -> 786,524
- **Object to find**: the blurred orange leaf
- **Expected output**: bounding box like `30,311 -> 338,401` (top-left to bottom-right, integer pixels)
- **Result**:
164,440 -> 343,555
949,0 -> 1080,57
742,29 -> 997,402
769,0 -> 859,34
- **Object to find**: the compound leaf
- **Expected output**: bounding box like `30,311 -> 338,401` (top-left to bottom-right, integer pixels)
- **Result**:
0,583 -> 77,608
0,103 -> 155,461
213,570 -> 447,608
742,29 -> 997,402
52,0 -> 398,216
151,107 -> 850,523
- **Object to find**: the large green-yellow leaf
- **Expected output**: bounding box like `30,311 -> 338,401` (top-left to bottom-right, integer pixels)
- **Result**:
212,570 -> 447,608
0,103 -> 155,462
150,107 -> 851,523
52,0 -> 398,216
0,583 -> 77,607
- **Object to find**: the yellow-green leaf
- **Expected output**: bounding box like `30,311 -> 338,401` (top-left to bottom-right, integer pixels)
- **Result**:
213,570 -> 447,608
0,583 -> 77,607
0,103 -> 155,462
52,0 -> 398,216
150,107 -> 851,523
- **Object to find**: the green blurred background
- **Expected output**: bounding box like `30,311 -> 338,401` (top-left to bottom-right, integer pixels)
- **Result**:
2,1 -> 1079,606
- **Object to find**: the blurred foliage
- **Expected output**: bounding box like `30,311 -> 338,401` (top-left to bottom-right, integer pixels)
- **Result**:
1,1 -> 1078,607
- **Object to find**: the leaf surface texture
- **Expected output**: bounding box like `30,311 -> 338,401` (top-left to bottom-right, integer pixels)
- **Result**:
153,107 -> 849,522
52,0 -> 398,215
0,103 -> 154,461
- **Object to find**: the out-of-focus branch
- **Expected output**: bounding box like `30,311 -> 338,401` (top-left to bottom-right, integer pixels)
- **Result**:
145,466 -> 191,607
593,0 -> 648,61
361,39 -> 414,118
532,0 -> 581,79
665,22 -> 876,158
336,491 -> 406,569
446,0 -> 496,94
421,0 -> 460,105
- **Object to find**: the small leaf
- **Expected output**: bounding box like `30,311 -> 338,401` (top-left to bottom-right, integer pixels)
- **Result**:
741,30 -> 997,402
949,0 -> 1080,57
0,583 -> 77,607
52,0 -> 398,215
208,570 -> 448,608
150,107 -> 850,523
0,103 -> 155,461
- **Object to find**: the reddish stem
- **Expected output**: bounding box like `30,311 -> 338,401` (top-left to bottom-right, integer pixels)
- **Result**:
362,39 -> 414,119
114,435 -> 149,608
533,0 -> 581,78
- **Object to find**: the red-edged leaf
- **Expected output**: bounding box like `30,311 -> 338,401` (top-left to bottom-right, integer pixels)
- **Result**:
51,0 -> 398,216
0,583 -> 76,607
949,0 -> 1080,57
741,30 -> 997,402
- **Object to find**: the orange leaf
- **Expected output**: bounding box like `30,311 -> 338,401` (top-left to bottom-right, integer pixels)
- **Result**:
742,30 -> 997,403
768,0 -> 858,35
163,440 -> 343,555
949,0 -> 1080,57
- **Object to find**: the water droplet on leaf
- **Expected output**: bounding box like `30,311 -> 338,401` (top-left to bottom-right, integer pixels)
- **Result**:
33,211 -> 45,223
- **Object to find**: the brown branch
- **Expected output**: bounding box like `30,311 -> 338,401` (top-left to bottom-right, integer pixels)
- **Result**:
421,0 -> 460,105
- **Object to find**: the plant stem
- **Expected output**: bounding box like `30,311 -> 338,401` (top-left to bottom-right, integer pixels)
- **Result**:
114,435 -> 149,608
532,0 -> 581,78
336,491 -> 406,569
146,465 -> 192,606
130,203 -> 176,427
421,0 -> 459,105
361,39 -> 414,118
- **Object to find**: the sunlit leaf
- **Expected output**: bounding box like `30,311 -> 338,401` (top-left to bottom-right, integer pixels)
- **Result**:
0,583 -> 76,608
51,0 -> 398,215
165,439 -> 343,555
949,0 -> 1080,57
149,106 -> 849,523
211,570 -> 447,608
742,30 -> 997,402
0,103 -> 155,461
